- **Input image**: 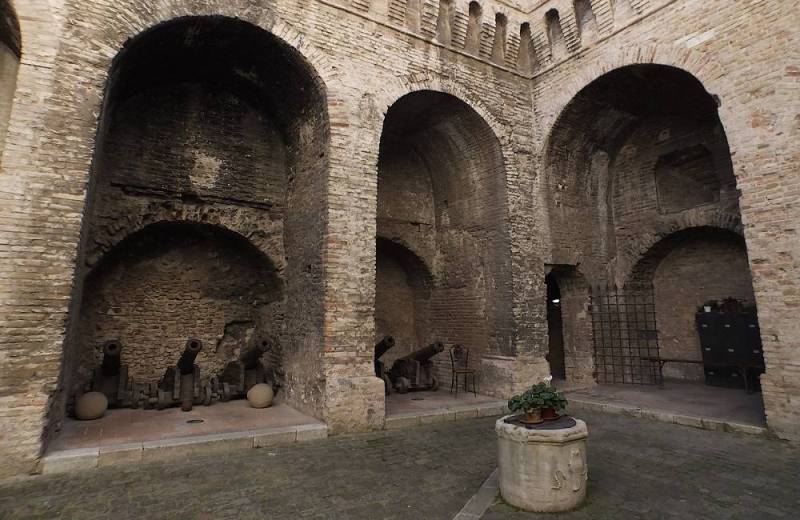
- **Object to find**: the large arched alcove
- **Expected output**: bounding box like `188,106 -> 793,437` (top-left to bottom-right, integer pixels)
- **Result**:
0,0 -> 21,163
74,222 -> 283,390
544,65 -> 764,414
376,90 -> 512,389
51,15 -> 330,434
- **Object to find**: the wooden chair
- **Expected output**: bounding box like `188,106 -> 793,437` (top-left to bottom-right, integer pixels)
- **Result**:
450,344 -> 477,397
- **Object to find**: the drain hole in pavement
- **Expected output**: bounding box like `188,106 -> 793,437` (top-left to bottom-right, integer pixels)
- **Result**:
187,419 -> 204,424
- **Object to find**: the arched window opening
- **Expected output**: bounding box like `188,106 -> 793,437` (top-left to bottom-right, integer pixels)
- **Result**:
545,9 -> 566,59
465,2 -> 483,55
517,22 -> 539,74
491,13 -> 507,65
573,0 -> 598,45
406,0 -> 422,33
436,0 -> 455,45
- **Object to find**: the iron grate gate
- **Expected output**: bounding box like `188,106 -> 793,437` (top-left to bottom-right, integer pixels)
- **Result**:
590,284 -> 661,385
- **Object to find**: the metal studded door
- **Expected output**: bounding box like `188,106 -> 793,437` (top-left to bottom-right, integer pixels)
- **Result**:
590,284 -> 661,385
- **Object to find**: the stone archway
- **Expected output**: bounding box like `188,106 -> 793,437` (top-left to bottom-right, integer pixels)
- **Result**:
376,89 -> 512,396
50,15 -> 332,440
542,63 -> 766,416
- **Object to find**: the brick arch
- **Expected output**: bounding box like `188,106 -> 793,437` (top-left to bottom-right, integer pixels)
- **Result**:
374,79 -> 515,357
374,80 -> 513,240
376,235 -> 436,287
85,206 -> 287,274
62,0 -> 341,90
624,222 -> 745,287
369,73 -> 516,168
547,264 -> 590,293
88,219 -> 282,278
539,43 -> 728,146
539,50 -> 733,211
77,219 -> 285,386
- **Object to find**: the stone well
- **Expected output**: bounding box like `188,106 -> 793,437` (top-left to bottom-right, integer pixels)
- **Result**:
495,416 -> 588,512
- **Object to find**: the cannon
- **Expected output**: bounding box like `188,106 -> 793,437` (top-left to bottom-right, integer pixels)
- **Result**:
219,338 -> 278,400
374,336 -> 396,395
93,340 -> 123,403
85,340 -> 136,408
77,338 -> 237,412
156,339 -> 207,411
388,341 -> 444,394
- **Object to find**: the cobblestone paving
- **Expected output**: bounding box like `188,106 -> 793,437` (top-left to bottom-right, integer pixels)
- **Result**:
485,413 -> 800,520
1,411 -> 799,520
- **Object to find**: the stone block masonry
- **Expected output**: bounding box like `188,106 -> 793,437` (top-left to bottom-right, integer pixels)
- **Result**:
0,0 -> 798,479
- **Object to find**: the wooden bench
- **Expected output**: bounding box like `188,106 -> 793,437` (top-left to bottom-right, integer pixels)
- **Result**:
640,356 -> 762,394
640,356 -> 702,386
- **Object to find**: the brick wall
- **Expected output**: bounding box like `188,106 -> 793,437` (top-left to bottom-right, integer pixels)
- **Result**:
0,0 -> 798,478
532,0 -> 799,439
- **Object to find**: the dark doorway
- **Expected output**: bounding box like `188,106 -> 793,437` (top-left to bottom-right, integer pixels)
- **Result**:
546,273 -> 566,380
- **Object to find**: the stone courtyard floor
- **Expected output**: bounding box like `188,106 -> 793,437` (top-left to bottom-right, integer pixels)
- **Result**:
1,410 -> 798,520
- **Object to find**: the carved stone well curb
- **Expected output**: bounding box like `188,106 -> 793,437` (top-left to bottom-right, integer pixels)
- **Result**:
495,416 -> 588,512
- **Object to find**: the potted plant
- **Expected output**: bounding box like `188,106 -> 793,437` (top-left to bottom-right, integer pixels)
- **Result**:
508,382 -> 568,424
541,387 -> 568,420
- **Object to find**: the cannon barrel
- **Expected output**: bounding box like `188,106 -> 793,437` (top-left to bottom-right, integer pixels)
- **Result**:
101,340 -> 122,377
398,341 -> 444,362
240,339 -> 272,370
177,339 -> 203,375
374,336 -> 396,361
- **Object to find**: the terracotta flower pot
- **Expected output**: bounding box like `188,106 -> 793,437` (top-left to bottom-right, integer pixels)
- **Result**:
522,408 -> 543,424
542,407 -> 558,420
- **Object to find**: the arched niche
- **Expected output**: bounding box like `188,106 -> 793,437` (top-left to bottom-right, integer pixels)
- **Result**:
375,237 -> 434,366
52,15 -> 330,432
376,89 -> 513,380
629,227 -> 757,382
544,65 -> 739,282
73,222 -> 284,390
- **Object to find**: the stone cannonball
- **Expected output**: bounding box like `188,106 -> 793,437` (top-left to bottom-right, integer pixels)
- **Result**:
247,383 -> 274,409
75,392 -> 108,421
